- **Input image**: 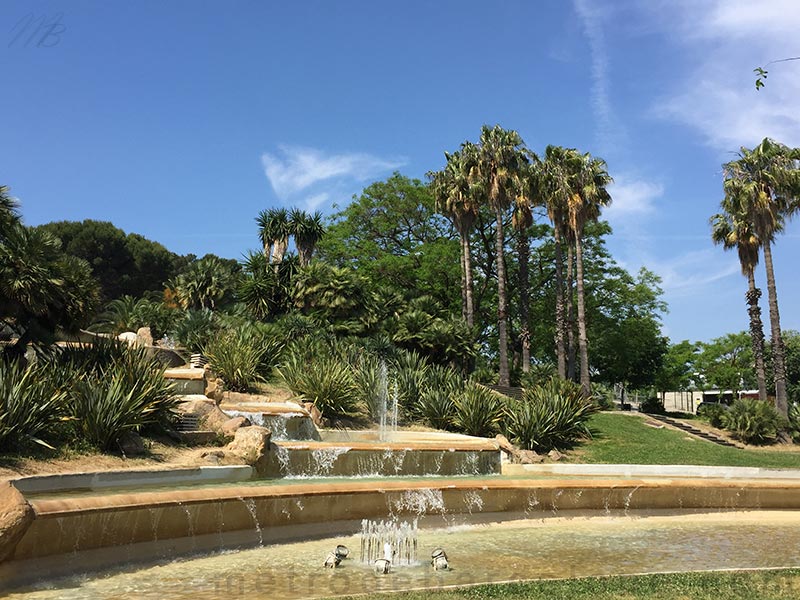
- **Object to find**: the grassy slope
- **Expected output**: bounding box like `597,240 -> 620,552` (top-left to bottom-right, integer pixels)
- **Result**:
336,570 -> 800,600
568,412 -> 800,468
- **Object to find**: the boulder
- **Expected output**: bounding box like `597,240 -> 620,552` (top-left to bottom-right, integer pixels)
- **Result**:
226,426 -> 271,474
221,416 -> 251,437
176,397 -> 233,436
547,449 -> 564,462
0,482 -> 34,563
117,331 -> 142,347
495,434 -> 517,457
302,402 -> 323,428
117,431 -> 147,456
204,374 -> 225,402
516,449 -> 545,464
136,326 -> 153,347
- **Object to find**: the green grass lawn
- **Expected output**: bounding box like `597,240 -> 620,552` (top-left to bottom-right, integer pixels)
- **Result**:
568,412 -> 800,468
334,570 -> 800,600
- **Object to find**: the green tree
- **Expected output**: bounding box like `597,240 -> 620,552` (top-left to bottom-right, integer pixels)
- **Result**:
723,138 -> 800,417
566,151 -> 613,396
428,144 -> 482,328
34,220 -> 178,301
696,332 -> 757,396
710,209 -> 768,401
655,340 -> 700,395
475,125 -> 528,386
167,255 -> 239,311
256,207 -> 290,265
289,209 -> 325,267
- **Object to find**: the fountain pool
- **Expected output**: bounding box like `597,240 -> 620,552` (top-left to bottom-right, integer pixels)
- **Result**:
6,510 -> 800,599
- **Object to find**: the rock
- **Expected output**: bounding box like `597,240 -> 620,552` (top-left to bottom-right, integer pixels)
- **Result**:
547,449 -> 564,462
117,331 -> 142,347
199,449 -> 226,464
495,434 -> 516,456
226,426 -> 271,473
303,402 -> 323,428
205,376 -> 224,402
136,326 -> 153,347
221,416 -> 251,436
117,431 -> 146,456
176,397 -> 234,437
516,449 -> 545,464
0,482 -> 34,563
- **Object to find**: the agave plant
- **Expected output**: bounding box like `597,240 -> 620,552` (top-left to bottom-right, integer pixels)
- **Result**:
503,377 -> 598,452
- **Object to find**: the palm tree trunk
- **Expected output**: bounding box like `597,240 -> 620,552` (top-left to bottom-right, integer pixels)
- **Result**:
746,270 -> 768,403
762,240 -> 788,417
517,227 -> 530,373
574,235 -> 591,397
553,226 -> 566,378
566,242 -> 576,382
458,233 -> 467,322
464,234 -> 475,329
495,210 -> 510,386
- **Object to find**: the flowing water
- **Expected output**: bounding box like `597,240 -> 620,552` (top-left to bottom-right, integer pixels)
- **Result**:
8,511 -> 800,599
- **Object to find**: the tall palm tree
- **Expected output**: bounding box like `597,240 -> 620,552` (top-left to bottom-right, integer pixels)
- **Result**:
428,142 -> 481,328
515,158 -> 539,373
476,125 -> 528,386
723,138 -> 800,417
256,207 -> 290,264
566,151 -> 612,397
290,209 -> 325,267
710,209 -> 768,402
538,146 -> 573,379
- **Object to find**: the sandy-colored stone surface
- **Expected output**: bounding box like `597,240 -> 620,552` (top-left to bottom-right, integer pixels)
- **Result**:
0,481 -> 33,561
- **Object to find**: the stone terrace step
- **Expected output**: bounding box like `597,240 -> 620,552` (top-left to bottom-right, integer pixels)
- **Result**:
647,414 -> 745,449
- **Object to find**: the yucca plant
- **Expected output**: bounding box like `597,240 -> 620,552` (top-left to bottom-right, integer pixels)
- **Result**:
204,326 -> 282,392
278,352 -> 364,420
416,365 -> 462,431
70,377 -> 148,451
452,382 -> 505,437
350,355 -> 385,420
0,361 -> 66,450
391,350 -> 429,421
722,398 -> 782,445
503,378 -> 598,452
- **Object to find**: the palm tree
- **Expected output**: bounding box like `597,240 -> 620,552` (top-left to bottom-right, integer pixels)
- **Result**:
722,138 -> 800,417
428,143 -> 481,328
710,209 -> 768,402
538,146 -> 573,378
566,151 -> 613,397
256,207 -> 290,264
515,158 -> 538,373
476,125 -> 528,386
290,209 -> 325,267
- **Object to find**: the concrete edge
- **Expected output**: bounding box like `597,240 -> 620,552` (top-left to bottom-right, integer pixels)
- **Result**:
503,463 -> 800,479
11,465 -> 254,494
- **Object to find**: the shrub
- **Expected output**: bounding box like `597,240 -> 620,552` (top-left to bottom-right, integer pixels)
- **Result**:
503,378 -> 598,452
789,402 -> 800,443
452,382 -> 505,438
204,326 -> 282,392
698,402 -> 727,428
391,351 -> 429,422
350,355 -> 385,420
639,396 -> 665,415
278,352 -> 364,420
0,361 -> 66,450
591,383 -> 616,411
416,365 -> 462,431
722,398 -> 782,445
173,308 -> 218,352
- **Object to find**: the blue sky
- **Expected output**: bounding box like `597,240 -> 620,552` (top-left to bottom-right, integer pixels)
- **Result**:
2,0 -> 799,343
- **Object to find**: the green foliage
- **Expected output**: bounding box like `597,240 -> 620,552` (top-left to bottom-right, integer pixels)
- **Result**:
639,396 -> 666,415
722,398 -> 782,444
391,351 -> 430,421
503,378 -> 598,452
698,402 -> 727,428
278,349 -> 364,420
789,402 -> 800,443
452,382 -> 505,437
168,255 -> 239,311
0,361 -> 66,450
237,251 -> 295,321
204,325 -> 282,392
92,295 -> 178,340
33,219 -> 180,300
655,340 -> 699,392
173,308 -> 218,352
417,365 -> 462,431
695,332 -> 757,393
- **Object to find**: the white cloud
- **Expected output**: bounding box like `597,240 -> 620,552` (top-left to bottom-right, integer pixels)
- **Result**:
573,0 -> 628,153
303,192 -> 330,212
606,175 -> 663,219
261,145 -> 407,199
646,0 -> 800,150
645,248 -> 741,297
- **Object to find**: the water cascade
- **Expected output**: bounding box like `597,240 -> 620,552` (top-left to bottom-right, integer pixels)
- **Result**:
377,361 -> 399,442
